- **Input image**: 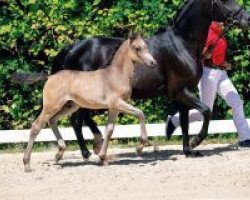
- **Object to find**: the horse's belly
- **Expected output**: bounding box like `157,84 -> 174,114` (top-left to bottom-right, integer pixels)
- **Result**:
72,93 -> 108,110
69,79 -> 108,109
132,66 -> 165,99
77,100 -> 108,110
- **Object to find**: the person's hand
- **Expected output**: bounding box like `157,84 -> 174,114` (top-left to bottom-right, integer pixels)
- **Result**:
221,61 -> 231,70
203,52 -> 212,60
202,47 -> 212,60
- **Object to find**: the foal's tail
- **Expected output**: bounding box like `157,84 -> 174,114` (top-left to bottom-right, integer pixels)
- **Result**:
11,72 -> 48,85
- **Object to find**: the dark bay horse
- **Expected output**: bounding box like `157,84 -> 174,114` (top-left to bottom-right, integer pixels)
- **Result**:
15,0 -> 250,158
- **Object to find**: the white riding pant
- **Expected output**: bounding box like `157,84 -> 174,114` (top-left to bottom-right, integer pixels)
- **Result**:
171,66 -> 250,141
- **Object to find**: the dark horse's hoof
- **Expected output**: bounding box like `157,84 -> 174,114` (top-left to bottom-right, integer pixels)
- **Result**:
190,136 -> 203,149
82,151 -> 92,160
184,150 -> 203,157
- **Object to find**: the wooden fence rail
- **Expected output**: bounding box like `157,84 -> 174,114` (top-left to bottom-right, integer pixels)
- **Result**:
0,119 -> 250,144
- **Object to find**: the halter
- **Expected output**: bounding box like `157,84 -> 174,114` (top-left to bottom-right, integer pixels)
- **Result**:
225,7 -> 244,26
211,0 -> 244,26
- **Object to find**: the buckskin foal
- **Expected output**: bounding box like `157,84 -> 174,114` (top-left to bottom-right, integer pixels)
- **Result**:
23,35 -> 156,172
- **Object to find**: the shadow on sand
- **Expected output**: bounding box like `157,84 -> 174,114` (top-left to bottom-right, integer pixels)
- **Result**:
55,144 -> 239,168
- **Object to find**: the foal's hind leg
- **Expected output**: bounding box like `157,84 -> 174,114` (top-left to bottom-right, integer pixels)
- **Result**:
48,104 -> 80,163
23,110 -> 53,172
83,110 -> 103,155
113,99 -> 152,154
98,110 -> 118,166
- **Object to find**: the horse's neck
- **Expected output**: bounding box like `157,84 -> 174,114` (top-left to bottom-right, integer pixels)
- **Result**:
109,42 -> 134,82
172,1 -> 212,53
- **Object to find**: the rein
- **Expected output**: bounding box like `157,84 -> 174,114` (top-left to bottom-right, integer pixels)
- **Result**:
202,26 -> 229,61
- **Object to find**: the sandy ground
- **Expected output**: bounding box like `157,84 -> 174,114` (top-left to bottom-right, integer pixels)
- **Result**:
0,144 -> 250,200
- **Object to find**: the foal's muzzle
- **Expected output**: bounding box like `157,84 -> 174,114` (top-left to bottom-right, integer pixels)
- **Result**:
148,59 -> 157,67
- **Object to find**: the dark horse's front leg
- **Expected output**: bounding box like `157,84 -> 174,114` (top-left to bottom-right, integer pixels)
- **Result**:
176,103 -> 192,155
70,109 -> 103,159
175,88 -> 211,156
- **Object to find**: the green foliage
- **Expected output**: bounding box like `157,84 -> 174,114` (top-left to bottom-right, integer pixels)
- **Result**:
0,0 -> 250,130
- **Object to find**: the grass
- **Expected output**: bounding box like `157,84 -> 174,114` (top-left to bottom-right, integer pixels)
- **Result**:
0,133 -> 238,154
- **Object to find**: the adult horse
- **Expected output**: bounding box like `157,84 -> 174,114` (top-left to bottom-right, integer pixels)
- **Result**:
16,0 -> 250,158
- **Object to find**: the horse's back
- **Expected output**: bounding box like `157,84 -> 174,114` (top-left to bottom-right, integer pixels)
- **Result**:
52,36 -> 124,74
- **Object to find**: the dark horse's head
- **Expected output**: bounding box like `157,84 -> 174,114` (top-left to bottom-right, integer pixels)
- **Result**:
210,0 -> 250,28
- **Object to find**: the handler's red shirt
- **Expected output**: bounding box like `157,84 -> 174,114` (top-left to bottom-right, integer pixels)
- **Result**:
205,22 -> 228,66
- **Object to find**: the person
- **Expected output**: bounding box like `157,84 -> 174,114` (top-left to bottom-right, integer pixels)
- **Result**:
166,21 -> 250,147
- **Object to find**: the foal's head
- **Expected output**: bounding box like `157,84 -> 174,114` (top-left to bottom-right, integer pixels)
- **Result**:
127,34 -> 157,67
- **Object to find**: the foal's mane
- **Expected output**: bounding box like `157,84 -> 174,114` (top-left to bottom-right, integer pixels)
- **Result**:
110,40 -> 130,65
101,43 -> 123,68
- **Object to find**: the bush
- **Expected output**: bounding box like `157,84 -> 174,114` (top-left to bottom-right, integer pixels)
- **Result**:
0,0 -> 249,130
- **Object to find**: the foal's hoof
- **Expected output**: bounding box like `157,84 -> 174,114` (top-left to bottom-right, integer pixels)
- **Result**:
99,155 -> 109,166
141,140 -> 152,147
136,145 -> 144,156
54,153 -> 63,164
100,159 -> 109,166
184,150 -> 203,157
24,165 -> 33,173
93,134 -> 103,155
153,145 -> 160,152
190,136 -> 202,149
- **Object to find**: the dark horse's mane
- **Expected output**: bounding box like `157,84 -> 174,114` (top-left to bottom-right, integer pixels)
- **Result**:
155,0 -> 190,34
102,7 -> 189,66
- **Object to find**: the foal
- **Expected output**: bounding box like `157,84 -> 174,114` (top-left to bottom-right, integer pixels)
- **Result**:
23,35 -> 157,172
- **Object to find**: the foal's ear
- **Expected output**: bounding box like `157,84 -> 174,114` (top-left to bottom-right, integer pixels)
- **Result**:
128,31 -> 138,44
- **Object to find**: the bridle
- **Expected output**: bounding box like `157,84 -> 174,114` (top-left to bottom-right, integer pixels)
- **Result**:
211,0 -> 244,26
211,0 -> 250,51
225,7 -> 243,25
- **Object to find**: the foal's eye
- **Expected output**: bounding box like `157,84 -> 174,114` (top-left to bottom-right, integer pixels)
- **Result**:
135,47 -> 141,51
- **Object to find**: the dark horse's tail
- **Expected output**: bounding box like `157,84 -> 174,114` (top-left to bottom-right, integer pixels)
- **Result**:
12,45 -> 72,85
11,72 -> 48,85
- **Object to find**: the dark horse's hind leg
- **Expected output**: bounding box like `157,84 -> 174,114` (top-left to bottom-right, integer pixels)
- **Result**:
175,88 -> 211,156
82,109 -> 103,155
71,110 -> 91,159
70,109 -> 103,159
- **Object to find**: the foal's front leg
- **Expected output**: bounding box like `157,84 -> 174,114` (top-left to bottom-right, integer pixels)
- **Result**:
114,99 -> 152,154
98,111 -> 119,166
